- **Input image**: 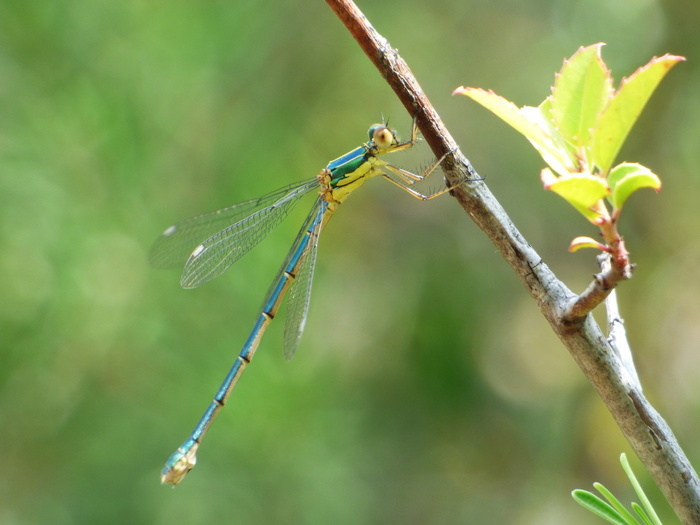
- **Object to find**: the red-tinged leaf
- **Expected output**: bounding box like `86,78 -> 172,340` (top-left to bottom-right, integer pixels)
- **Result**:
453,87 -> 547,141
569,236 -> 609,252
592,54 -> 686,174
454,87 -> 576,176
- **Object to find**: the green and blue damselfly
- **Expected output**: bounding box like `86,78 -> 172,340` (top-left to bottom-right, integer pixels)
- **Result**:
151,119 -> 466,485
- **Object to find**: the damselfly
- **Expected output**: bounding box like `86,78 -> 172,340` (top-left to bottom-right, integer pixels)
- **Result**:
151,119 -> 463,485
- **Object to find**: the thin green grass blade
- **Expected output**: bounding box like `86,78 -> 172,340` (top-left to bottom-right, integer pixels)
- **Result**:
631,502 -> 655,525
594,482 -> 642,524
620,454 -> 663,525
572,490 -> 631,525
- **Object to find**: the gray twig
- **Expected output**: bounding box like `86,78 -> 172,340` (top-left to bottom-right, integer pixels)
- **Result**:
600,253 -> 642,391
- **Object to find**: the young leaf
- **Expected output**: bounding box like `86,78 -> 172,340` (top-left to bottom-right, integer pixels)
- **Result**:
569,236 -> 609,252
452,87 -> 542,140
452,87 -> 575,175
571,490 -> 630,525
607,163 -> 661,212
522,98 -> 578,176
592,54 -> 685,175
552,43 -> 613,149
541,168 -> 609,221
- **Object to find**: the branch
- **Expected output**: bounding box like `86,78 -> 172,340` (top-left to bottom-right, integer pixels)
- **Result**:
564,255 -> 631,321
601,254 -> 641,391
326,0 -> 700,522
564,218 -> 634,321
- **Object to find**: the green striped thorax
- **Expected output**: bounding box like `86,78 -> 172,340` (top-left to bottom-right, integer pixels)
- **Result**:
323,124 -> 405,205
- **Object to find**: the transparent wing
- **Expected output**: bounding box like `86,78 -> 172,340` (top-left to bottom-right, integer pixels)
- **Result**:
150,179 -> 318,269
180,179 -> 319,289
283,204 -> 325,360
150,178 -> 318,287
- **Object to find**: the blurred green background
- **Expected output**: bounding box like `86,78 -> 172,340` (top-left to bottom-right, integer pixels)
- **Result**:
1,0 -> 698,523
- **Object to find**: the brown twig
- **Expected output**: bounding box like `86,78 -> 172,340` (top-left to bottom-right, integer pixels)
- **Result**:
565,218 -> 634,321
326,0 -> 700,522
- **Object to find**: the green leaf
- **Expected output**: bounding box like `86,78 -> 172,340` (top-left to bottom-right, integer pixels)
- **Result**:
608,163 -> 661,211
552,43 -> 613,149
522,98 -> 578,176
453,87 -> 575,176
453,87 -> 542,140
572,490 -> 630,525
592,54 -> 685,175
541,168 -> 609,221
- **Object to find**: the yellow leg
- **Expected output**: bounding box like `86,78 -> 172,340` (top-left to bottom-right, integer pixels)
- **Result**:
380,149 -> 469,201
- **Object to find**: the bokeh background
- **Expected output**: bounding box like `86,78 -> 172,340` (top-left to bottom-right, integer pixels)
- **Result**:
2,0 -> 698,523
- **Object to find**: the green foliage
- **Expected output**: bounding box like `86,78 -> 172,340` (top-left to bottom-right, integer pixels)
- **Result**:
572,453 -> 663,525
454,44 -> 683,250
607,163 -> 661,211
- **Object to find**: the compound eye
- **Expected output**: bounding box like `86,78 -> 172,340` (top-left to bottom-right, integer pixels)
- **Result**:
370,125 -> 394,148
